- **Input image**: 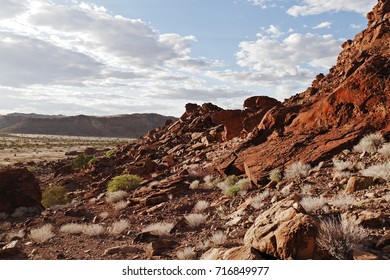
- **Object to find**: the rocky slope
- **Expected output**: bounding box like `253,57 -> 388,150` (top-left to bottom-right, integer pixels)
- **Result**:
0,0 -> 389,260
0,113 -> 177,138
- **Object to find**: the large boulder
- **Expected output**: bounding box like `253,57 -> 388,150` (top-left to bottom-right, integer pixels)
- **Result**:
0,168 -> 42,214
244,196 -> 319,259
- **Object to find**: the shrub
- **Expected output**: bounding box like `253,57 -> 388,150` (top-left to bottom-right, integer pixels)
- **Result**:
210,231 -> 226,245
143,222 -> 174,236
30,224 -> 55,243
41,185 -> 70,208
353,133 -> 385,154
284,161 -> 311,182
189,180 -> 200,189
177,247 -> 196,260
71,154 -> 95,170
251,190 -> 270,209
300,196 -> 328,213
185,213 -> 207,228
113,200 -> 128,210
193,200 -> 209,213
60,223 -> 84,234
110,219 -> 129,236
269,168 -> 282,182
103,149 -> 116,158
105,190 -> 128,204
329,194 -> 355,208
332,159 -> 353,171
361,162 -> 390,180
107,174 -> 142,192
379,143 -> 390,158
81,224 -> 105,236
316,217 -> 368,259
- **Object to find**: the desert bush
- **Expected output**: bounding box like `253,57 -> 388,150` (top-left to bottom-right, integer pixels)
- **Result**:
71,154 -> 96,170
30,224 -> 55,243
105,190 -> 128,204
361,162 -> 390,180
60,223 -> 84,234
300,196 -> 328,213
103,149 -> 116,158
110,219 -> 129,236
379,143 -> 390,158
269,168 -> 282,182
332,159 -> 353,171
219,177 -> 250,196
82,224 -> 105,236
333,171 -> 352,181
193,200 -> 210,213
353,133 -> 385,154
210,231 -> 226,245
185,213 -> 207,228
177,247 -> 196,260
113,200 -> 128,210
316,217 -> 368,259
284,161 -> 311,182
143,222 -> 174,236
107,174 -> 142,192
329,194 -> 355,208
41,185 -> 70,208
204,175 -> 221,189
189,180 -> 200,189
251,190 -> 270,209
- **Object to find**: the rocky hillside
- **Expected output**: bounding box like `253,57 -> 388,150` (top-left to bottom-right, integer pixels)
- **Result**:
0,0 -> 389,260
0,113 -> 177,138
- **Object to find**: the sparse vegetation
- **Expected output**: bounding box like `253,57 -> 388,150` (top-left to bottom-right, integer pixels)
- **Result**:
71,154 -> 96,170
81,224 -> 105,236
193,200 -> 210,213
60,223 -> 85,234
210,231 -> 226,246
189,180 -> 200,189
105,190 -> 128,204
251,190 -> 270,209
41,185 -> 70,208
300,196 -> 328,213
269,168 -> 282,182
316,217 -> 368,259
185,213 -> 207,228
284,161 -> 311,182
30,224 -> 55,243
107,174 -> 142,192
332,159 -> 353,171
177,247 -> 196,260
379,143 -> 390,158
143,222 -> 174,236
361,162 -> 390,180
110,219 -> 129,236
353,133 -> 385,154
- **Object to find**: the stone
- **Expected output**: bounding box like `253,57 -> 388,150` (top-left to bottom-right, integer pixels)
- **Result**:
200,245 -> 264,260
148,240 -> 178,256
376,234 -> 390,249
353,250 -> 381,260
244,197 -> 319,259
212,110 -> 248,141
103,246 -> 143,256
345,176 -> 374,194
0,168 -> 42,214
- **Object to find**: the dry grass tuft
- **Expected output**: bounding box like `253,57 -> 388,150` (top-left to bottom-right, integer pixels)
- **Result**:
30,224 -> 55,243
285,161 -> 311,182
193,200 -> 210,213
82,224 -> 105,236
110,219 -> 129,236
177,247 -> 196,260
185,213 -> 207,228
143,222 -> 174,236
316,217 -> 368,259
210,231 -> 227,245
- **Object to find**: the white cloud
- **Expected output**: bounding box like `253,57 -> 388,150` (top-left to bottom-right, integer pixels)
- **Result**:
236,32 -> 342,80
247,0 -> 269,9
313,22 -> 332,29
265,25 -> 283,37
287,0 -> 377,17
350,24 -> 363,29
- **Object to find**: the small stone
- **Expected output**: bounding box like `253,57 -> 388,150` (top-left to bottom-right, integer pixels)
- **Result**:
345,176 -> 374,194
353,250 -> 380,260
103,246 -> 142,256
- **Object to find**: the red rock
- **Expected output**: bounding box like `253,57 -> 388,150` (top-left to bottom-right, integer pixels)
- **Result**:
0,168 -> 42,214
212,110 -> 248,141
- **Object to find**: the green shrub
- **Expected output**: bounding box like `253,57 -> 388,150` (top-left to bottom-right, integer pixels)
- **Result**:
269,168 -> 282,182
103,149 -> 116,158
107,174 -> 143,192
41,185 -> 70,208
71,154 -> 96,170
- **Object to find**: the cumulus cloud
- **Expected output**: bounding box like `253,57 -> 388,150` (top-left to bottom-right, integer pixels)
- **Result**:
313,22 -> 332,29
287,0 -> 376,17
236,32 -> 342,80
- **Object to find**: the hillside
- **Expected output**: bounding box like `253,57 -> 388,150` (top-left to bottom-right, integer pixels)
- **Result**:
0,0 -> 389,260
0,113 -> 177,138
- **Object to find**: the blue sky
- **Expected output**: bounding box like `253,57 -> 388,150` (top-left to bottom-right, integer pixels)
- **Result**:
0,0 -> 376,116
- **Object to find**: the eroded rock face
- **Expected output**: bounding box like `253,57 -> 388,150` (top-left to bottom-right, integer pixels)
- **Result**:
244,197 -> 319,260
0,168 -> 42,214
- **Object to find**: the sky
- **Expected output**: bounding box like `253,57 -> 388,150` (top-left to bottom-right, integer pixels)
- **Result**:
0,0 -> 377,117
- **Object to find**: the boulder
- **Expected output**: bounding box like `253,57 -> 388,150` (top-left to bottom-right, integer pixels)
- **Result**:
244,196 -> 319,259
345,176 -> 374,193
0,168 -> 42,214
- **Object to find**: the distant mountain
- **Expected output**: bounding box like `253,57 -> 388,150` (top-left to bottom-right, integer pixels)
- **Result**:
0,113 -> 177,138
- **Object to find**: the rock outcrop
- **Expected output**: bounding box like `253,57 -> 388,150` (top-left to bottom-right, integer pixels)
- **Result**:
0,168 -> 42,214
